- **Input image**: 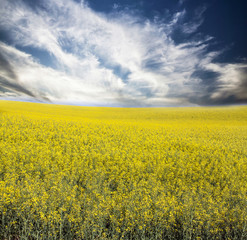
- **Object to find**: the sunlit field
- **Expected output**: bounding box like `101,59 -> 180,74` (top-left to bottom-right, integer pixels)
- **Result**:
0,100 -> 247,239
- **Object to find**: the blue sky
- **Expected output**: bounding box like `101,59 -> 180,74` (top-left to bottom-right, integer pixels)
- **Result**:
0,0 -> 246,106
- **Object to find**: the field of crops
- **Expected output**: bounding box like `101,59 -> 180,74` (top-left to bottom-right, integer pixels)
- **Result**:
0,100 -> 247,239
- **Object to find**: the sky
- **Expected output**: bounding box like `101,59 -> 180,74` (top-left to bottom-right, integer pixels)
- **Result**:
0,0 -> 246,107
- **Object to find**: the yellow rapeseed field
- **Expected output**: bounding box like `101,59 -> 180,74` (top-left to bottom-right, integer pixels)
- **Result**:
0,100 -> 247,239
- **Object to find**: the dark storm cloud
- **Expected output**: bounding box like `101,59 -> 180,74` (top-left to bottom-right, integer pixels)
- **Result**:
238,68 -> 247,100
188,66 -> 247,106
192,70 -> 221,93
212,66 -> 247,105
0,77 -> 35,97
0,52 -> 18,81
0,52 -> 36,97
215,68 -> 247,105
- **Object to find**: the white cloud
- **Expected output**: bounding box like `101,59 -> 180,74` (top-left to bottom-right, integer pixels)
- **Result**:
0,0 -> 246,106
0,42 -> 126,105
206,63 -> 247,101
179,0 -> 187,6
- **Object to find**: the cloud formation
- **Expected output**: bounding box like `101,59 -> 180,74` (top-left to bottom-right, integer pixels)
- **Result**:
0,0 -> 246,106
